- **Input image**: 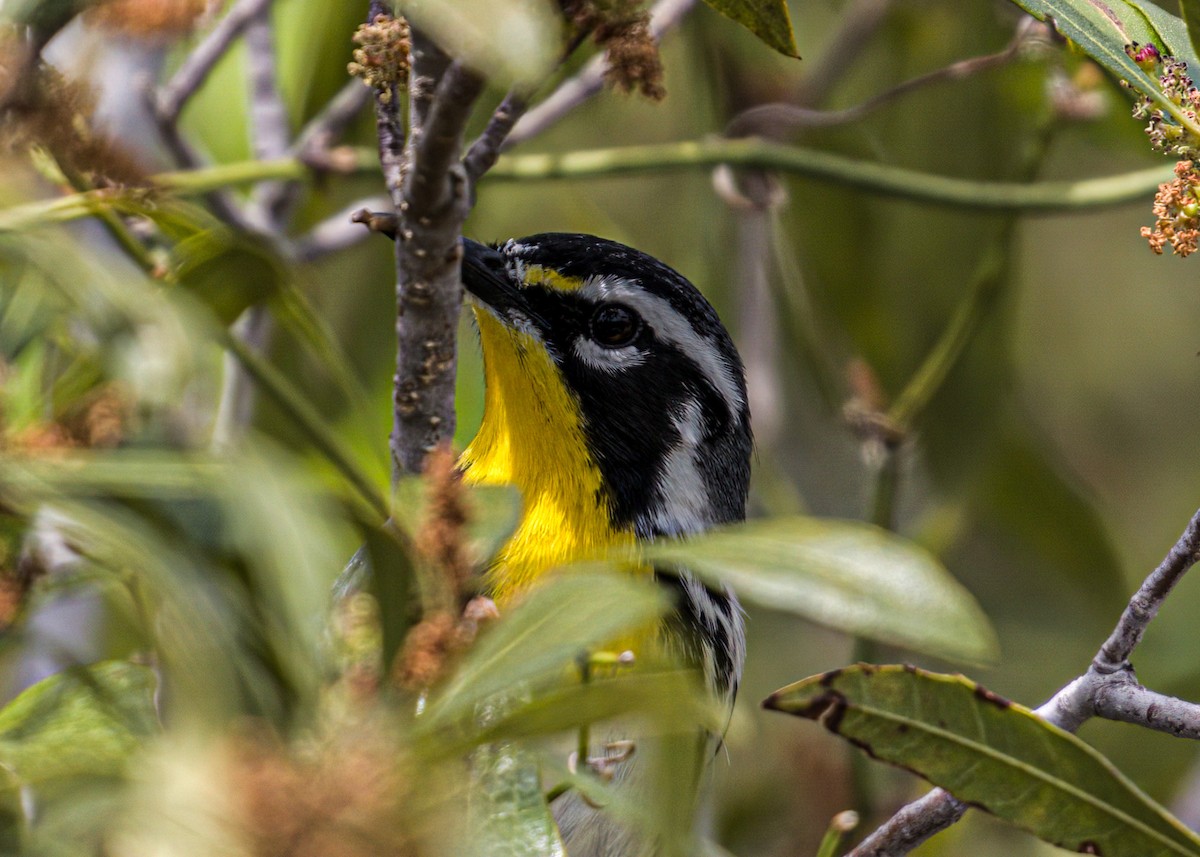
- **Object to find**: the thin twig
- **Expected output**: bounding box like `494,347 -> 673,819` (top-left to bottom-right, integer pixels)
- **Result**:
0,142 -> 1177,234
463,89 -> 529,185
506,0 -> 695,148
243,5 -> 292,228
156,0 -> 275,123
293,196 -> 394,262
847,508 -> 1200,856
728,20 -> 1037,137
793,0 -> 894,107
294,78 -> 373,160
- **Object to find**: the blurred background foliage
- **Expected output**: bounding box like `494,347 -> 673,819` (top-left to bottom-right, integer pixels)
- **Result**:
1,0 -> 1200,854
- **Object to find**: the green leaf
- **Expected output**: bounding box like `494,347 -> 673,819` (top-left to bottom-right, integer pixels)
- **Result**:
644,517 -> 998,664
472,742 -> 565,857
701,0 -> 799,58
1124,1 -> 1200,71
422,571 -> 667,728
0,660 -> 158,788
1173,0 -> 1200,69
173,228 -> 286,325
766,665 -> 1200,857
402,0 -> 561,83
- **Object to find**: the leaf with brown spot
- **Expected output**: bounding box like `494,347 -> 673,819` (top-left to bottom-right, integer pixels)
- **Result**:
766,665 -> 1200,857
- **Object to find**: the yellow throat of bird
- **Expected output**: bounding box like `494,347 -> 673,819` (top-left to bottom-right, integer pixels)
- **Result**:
459,309 -> 637,604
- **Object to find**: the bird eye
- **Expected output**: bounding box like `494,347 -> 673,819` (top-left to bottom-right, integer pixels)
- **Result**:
589,304 -> 641,348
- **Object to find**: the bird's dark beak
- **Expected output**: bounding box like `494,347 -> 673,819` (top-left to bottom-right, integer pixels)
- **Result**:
460,238 -> 543,328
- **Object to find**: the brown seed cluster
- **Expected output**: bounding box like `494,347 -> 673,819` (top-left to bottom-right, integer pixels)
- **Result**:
223,725 -> 418,857
1,382 -> 131,452
561,0 -> 665,100
1142,159 -> 1200,257
348,14 -> 412,104
0,61 -> 146,187
86,0 -> 216,41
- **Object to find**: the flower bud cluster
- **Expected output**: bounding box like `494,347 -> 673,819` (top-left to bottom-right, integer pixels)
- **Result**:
1125,42 -> 1200,159
348,14 -> 411,104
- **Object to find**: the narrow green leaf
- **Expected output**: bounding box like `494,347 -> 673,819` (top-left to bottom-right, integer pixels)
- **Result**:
644,517 -> 998,664
0,660 -> 158,788
701,0 -> 799,58
364,523 -> 422,669
472,742 -> 565,857
423,572 -> 667,728
766,665 -> 1200,857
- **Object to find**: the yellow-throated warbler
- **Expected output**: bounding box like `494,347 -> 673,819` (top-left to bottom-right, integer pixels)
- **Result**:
458,233 -> 751,854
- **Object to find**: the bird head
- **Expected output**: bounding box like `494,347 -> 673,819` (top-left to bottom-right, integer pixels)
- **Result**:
458,233 -> 751,596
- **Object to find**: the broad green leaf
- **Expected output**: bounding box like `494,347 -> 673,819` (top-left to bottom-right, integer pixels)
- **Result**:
645,517 -> 998,664
472,742 -> 565,857
701,0 -> 799,58
1006,0 -> 1200,134
0,660 -> 158,788
766,665 -> 1200,857
423,571 -> 667,728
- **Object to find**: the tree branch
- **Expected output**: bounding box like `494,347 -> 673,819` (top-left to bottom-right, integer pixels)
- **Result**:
847,507 -> 1200,856
727,19 -> 1039,137
156,0 -> 275,124
370,18 -> 484,479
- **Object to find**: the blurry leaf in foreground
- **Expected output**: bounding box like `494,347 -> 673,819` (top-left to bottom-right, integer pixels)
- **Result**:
472,741 -> 565,857
645,517 -> 998,664
0,659 -> 157,788
423,571 -> 668,729
700,0 -> 799,57
173,227 -> 286,325
402,0 -> 559,83
766,665 -> 1200,857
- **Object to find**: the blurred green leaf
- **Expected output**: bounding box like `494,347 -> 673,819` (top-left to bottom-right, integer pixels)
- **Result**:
766,665 -> 1200,857
701,0 -> 799,58
472,742 -> 565,857
173,228 -> 286,325
466,484 -> 523,569
423,571 -> 667,728
473,668 -> 716,746
974,426 -> 1127,611
402,0 -> 560,83
364,523 -> 422,669
644,517 -> 998,664
0,660 -> 157,788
